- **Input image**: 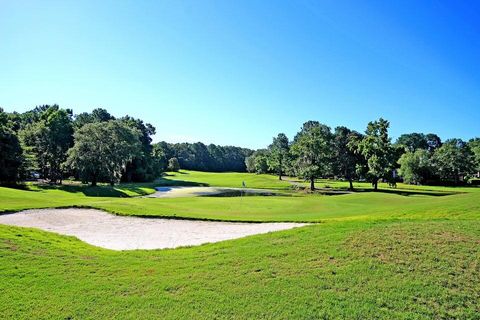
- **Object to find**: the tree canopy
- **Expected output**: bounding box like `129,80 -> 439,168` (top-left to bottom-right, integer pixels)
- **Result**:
432,139 -> 475,184
291,121 -> 333,190
354,118 -> 393,190
20,105 -> 73,183
267,133 -> 290,180
1,104 -> 479,187
0,108 -> 23,184
66,121 -> 141,186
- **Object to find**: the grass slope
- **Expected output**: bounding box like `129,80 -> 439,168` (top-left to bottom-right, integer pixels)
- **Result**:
1,220 -> 479,319
163,170 -> 293,189
1,171 -> 479,318
1,185 -> 478,222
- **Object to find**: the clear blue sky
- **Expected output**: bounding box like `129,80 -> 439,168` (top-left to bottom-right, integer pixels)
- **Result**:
1,0 -> 479,149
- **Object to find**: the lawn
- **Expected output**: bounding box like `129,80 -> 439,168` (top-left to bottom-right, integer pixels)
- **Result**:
162,170 -> 293,189
0,171 -> 479,319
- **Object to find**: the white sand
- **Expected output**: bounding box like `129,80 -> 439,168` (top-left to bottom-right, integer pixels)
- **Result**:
146,186 -> 276,198
0,208 -> 307,251
146,186 -> 227,198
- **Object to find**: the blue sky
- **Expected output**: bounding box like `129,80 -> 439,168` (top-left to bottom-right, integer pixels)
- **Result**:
1,0 -> 479,149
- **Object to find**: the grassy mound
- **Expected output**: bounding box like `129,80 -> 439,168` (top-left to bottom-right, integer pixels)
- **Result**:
1,220 -> 478,319
0,171 -> 479,318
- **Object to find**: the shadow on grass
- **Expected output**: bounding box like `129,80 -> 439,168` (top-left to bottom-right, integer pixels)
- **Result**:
154,177 -> 208,187
362,189 -> 463,197
349,188 -> 457,197
307,185 -> 459,197
32,184 -> 134,197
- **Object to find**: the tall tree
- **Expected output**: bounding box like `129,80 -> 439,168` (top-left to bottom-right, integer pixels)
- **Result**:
73,108 -> 115,129
20,105 -> 73,183
425,133 -> 442,153
291,121 -> 333,190
355,118 -> 393,191
0,108 -> 23,184
432,139 -> 475,184
268,133 -> 290,180
156,142 -> 253,172
397,149 -> 432,184
333,126 -> 363,190
395,133 -> 428,152
245,149 -> 269,174
468,138 -> 480,176
120,116 -> 159,182
66,120 -> 141,186
167,157 -> 180,172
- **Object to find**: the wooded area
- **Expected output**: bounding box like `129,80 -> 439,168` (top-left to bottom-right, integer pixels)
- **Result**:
1,105 -> 479,188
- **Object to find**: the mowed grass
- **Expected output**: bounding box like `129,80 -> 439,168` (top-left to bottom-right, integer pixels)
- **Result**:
163,170 -> 293,189
0,180 -> 478,222
1,171 -> 480,318
1,220 -> 479,319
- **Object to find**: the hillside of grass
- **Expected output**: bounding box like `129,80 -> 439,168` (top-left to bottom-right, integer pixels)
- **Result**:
1,181 -> 478,222
1,219 -> 479,319
1,171 -> 479,318
162,170 -> 293,189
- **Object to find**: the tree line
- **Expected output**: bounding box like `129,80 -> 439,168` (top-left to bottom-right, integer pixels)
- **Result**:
0,105 -> 252,186
1,106 -> 478,189
246,119 -> 480,190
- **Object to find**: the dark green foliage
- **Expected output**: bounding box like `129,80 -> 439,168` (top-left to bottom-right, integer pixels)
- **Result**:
72,110 -> 161,182
1,103 -> 479,187
468,138 -> 480,174
168,157 -> 181,172
267,133 -> 290,180
425,133 -> 442,152
395,133 -> 429,152
66,120 -> 142,186
73,108 -> 115,129
291,121 -> 334,190
0,108 -> 23,184
245,149 -> 269,174
155,142 -> 253,172
397,149 -> 432,184
120,116 -> 160,182
19,105 -> 73,183
333,126 -> 364,190
432,139 -> 475,184
353,118 -> 393,190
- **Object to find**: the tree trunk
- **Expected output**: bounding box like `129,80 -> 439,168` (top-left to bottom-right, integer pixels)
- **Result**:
374,179 -> 378,191
348,179 -> 353,191
310,177 -> 315,191
91,175 -> 97,187
278,174 -> 282,180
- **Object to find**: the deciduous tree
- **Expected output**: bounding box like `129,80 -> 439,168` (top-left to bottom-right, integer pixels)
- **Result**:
20,105 -> 73,183
397,149 -> 432,184
291,121 -> 333,190
0,108 -> 23,184
168,157 -> 181,172
66,120 -> 141,186
268,133 -> 290,180
333,126 -> 363,190
432,139 -> 475,184
355,118 -> 393,191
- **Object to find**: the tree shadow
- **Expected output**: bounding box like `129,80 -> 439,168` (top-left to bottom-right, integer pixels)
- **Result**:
33,184 -> 132,197
352,188 -> 457,197
154,176 -> 208,187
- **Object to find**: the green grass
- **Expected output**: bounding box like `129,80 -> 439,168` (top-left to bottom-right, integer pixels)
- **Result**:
1,220 -> 479,319
1,171 -> 480,318
163,170 -> 293,189
1,181 -> 478,222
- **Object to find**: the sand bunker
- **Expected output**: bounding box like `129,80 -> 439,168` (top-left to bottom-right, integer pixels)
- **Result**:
146,186 -> 280,198
0,208 -> 306,250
